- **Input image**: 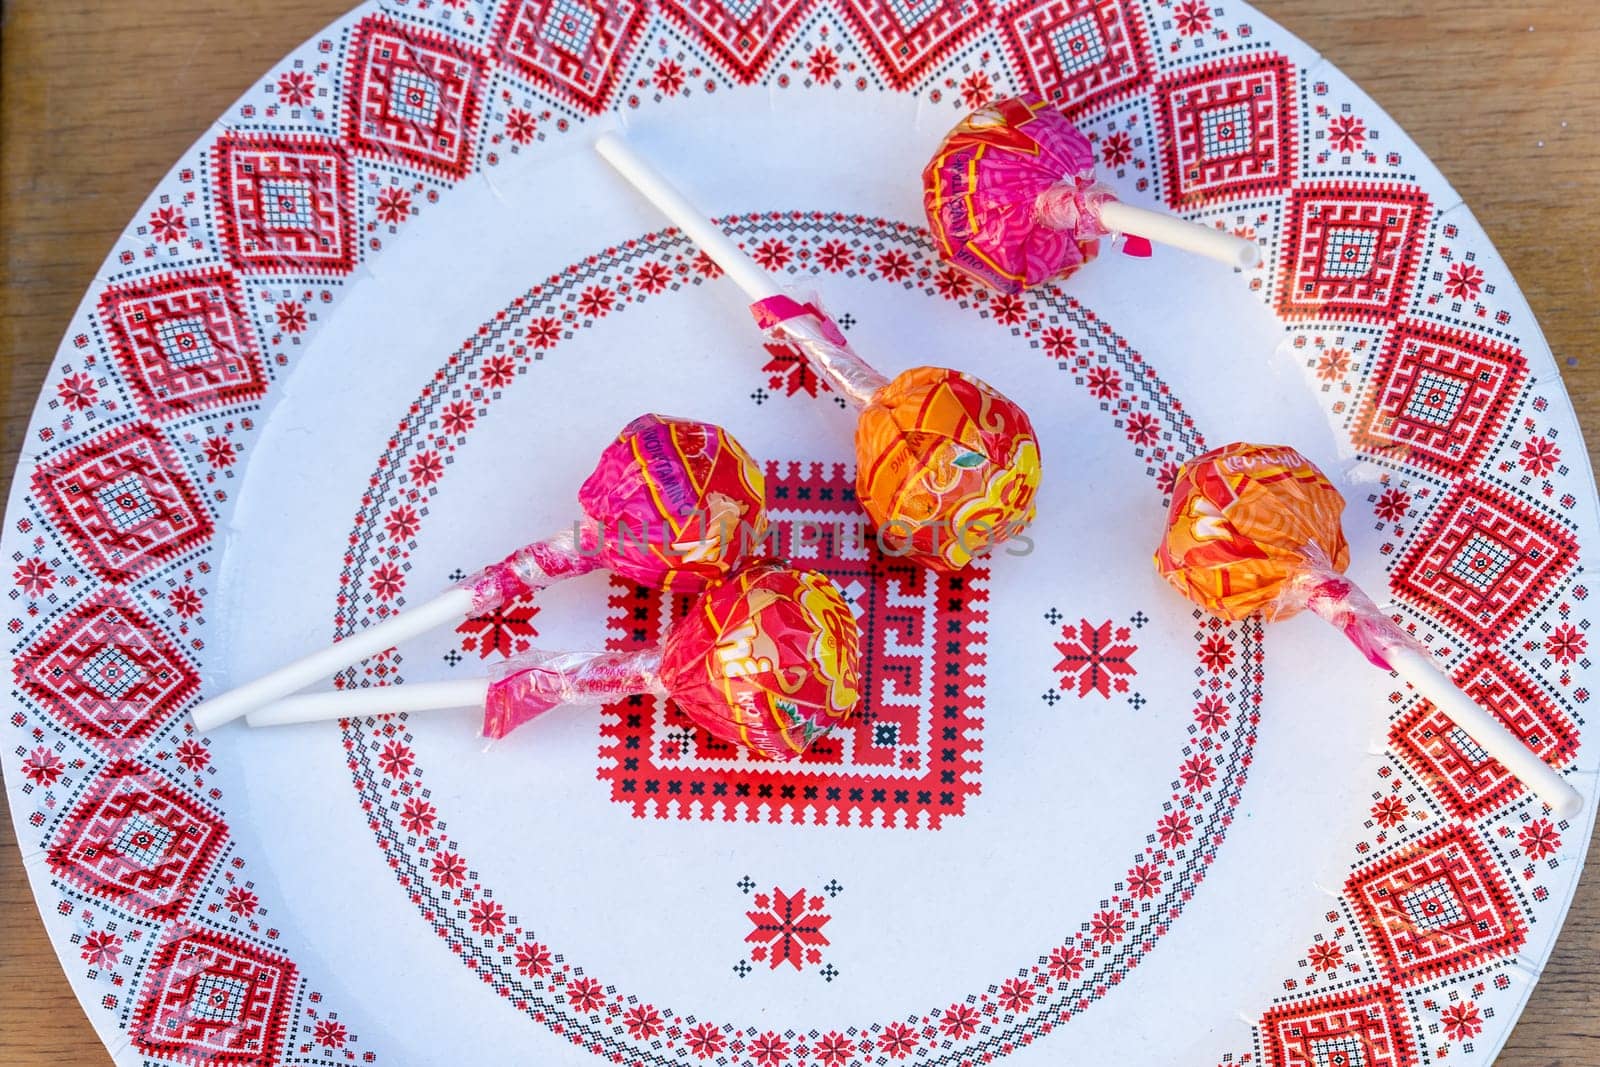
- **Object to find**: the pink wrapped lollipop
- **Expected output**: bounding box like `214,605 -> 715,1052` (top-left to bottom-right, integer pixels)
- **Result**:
192,415 -> 767,730
924,96 -> 1261,293
245,561 -> 863,762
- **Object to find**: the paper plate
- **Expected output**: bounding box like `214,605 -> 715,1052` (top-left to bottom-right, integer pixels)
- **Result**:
5,2 -> 1594,1064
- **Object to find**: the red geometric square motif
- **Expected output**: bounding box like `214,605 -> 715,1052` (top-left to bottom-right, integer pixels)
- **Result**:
659,0 -> 813,84
1001,0 -> 1149,112
1154,53 -> 1296,207
97,268 -> 266,421
1351,321 -> 1526,478
491,0 -> 645,114
1390,481 -> 1576,643
15,591 -> 199,751
597,461 -> 987,829
343,17 -> 486,180
46,760 -> 227,920
1260,985 -> 1418,1067
1277,182 -> 1431,322
31,423 -> 213,585
1391,651 -> 1578,821
212,134 -> 356,274
838,0 -> 990,91
1348,824 -> 1526,985
131,928 -> 296,1066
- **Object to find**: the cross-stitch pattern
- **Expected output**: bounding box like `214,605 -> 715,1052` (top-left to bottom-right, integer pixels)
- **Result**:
1,2 -> 1594,1065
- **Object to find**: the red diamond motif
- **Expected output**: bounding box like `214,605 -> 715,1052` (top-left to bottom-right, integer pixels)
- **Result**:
1351,320 -> 1526,478
131,928 -> 297,1065
31,423 -> 213,585
659,0 -> 813,84
212,133 -> 356,275
15,591 -> 199,751
343,16 -> 487,180
1348,824 -> 1526,985
492,0 -> 646,114
1260,985 -> 1419,1067
46,760 -> 228,920
1153,53 -> 1296,207
1391,651 -> 1578,821
97,268 -> 266,421
597,461 -> 987,829
1391,481 -> 1576,643
1276,182 -> 1431,322
1000,0 -> 1149,112
838,0 -> 990,90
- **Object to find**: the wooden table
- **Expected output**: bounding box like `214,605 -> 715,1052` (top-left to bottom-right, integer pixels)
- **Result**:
2,1 -> 1596,1062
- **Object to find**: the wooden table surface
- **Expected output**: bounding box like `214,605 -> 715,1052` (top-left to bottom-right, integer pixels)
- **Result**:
2,1 -> 1596,1062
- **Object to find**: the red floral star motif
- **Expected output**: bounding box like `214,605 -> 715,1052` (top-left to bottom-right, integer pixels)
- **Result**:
313,1020 -> 348,1049
746,887 -> 831,970
1545,623 -> 1586,665
1440,1001 -> 1483,1042
1327,114 -> 1367,153
80,929 -> 123,968
762,342 -> 827,398
1307,940 -> 1344,972
1054,619 -> 1138,698
1519,818 -> 1561,860
1443,261 -> 1484,301
457,594 -> 540,659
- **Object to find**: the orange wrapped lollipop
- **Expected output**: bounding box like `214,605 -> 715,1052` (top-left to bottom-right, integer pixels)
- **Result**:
596,134 -> 1041,572
1156,442 -> 1580,817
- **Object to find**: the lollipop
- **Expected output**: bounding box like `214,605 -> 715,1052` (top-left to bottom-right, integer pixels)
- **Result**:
924,95 -> 1262,294
1155,442 -> 1581,817
595,134 -> 1041,571
246,561 -> 863,761
192,414 -> 767,731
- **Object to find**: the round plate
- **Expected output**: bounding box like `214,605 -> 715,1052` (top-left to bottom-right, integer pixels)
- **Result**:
4,2 -> 1595,1064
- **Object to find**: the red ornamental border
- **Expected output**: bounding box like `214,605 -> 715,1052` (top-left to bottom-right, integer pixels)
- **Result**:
0,1 -> 1585,1065
333,217 -> 1267,1065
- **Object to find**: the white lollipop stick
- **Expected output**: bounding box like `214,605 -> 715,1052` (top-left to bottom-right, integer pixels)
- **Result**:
1306,579 -> 1582,818
246,677 -> 491,727
596,133 -> 891,406
1383,645 -> 1582,819
595,133 -> 778,302
191,587 -> 476,732
1096,201 -> 1261,270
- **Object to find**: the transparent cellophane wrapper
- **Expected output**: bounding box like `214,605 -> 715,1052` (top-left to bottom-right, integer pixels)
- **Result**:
481,649 -> 666,740
477,563 -> 862,760
1261,549 -> 1424,672
750,292 -> 889,409
459,522 -> 603,615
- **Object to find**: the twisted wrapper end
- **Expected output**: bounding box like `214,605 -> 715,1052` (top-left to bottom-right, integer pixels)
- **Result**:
1034,177 -> 1116,240
481,649 -> 668,740
1267,548 -> 1423,672
751,293 -> 891,409
459,518 -> 605,615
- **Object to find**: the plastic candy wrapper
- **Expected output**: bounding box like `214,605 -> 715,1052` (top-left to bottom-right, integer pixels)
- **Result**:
192,413 -> 767,731
251,562 -> 864,762
923,96 -> 1261,294
753,295 -> 1041,571
1153,442 -> 1582,816
462,413 -> 768,611
594,135 -> 1042,573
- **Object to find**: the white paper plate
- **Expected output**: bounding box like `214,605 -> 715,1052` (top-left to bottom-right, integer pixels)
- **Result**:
5,2 -> 1595,1064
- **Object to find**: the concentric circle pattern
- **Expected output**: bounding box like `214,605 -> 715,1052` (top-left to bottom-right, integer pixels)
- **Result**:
2,2 -> 1593,1066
